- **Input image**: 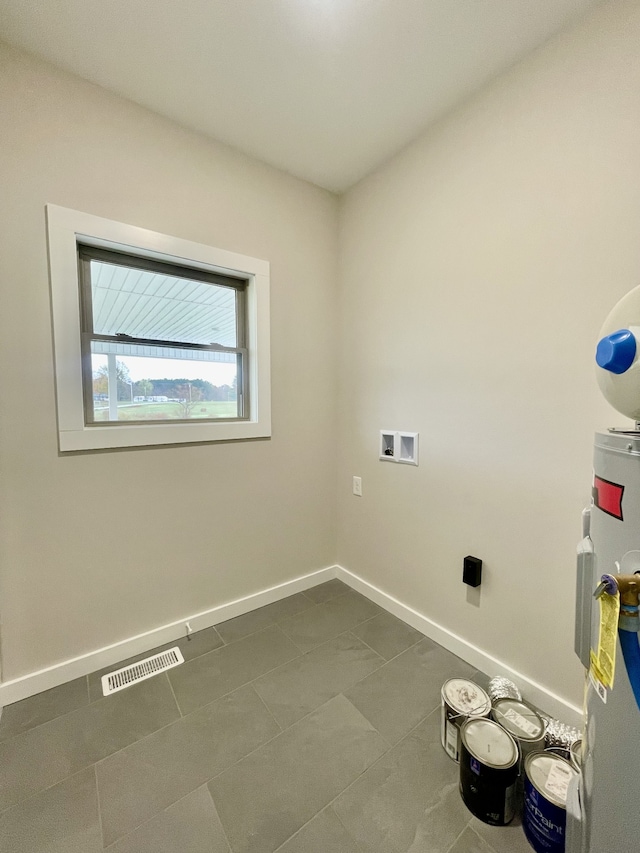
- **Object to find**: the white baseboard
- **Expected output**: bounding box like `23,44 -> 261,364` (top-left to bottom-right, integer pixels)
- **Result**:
0,565 -> 336,707
336,565 -> 584,729
0,562 -> 584,730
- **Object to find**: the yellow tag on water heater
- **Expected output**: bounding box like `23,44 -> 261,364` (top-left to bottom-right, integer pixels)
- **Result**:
591,591 -> 620,690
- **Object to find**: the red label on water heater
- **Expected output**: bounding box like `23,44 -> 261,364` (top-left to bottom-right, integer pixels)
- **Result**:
592,476 -> 624,520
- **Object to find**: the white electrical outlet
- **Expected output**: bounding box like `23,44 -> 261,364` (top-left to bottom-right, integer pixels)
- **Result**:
352,476 -> 362,496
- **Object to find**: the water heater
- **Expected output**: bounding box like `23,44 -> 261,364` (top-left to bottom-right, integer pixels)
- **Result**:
566,285 -> 640,852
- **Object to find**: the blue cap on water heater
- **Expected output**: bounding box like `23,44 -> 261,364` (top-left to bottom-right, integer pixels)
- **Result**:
595,329 -> 637,374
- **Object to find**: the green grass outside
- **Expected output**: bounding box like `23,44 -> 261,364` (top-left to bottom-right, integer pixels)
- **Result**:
93,400 -> 238,421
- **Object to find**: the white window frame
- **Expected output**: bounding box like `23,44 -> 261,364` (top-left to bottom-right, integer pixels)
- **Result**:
46,204 -> 271,451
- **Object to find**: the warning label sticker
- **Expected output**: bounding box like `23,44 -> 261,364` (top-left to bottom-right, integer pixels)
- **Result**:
592,476 -> 624,520
589,661 -> 608,704
591,591 -> 619,690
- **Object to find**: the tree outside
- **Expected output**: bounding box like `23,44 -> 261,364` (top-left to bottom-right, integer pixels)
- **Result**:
93,360 -> 133,400
174,382 -> 203,418
136,378 -> 153,399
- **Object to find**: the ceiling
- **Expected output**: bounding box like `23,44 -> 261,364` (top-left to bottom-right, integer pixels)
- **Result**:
0,0 -> 603,192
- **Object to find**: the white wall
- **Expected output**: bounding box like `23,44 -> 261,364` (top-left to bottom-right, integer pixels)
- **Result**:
2,0 -> 639,713
0,44 -> 338,680
337,0 -> 640,709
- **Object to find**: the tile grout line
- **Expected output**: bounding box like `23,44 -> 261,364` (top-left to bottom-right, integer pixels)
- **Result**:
266,693 -> 395,853
94,763 -> 106,851
0,764 -> 99,821
328,804 -> 369,853
260,596 -> 423,669
334,633 -> 428,699
206,692 -> 396,851
212,625 -> 227,647
165,671 -> 184,718
271,693 -> 476,853
217,598 -> 321,646
105,713 -> 291,849
347,630 -> 390,663
0,681 -> 93,745
203,784 -> 234,853
100,783 -> 232,853
276,624 -> 309,655
249,683 -> 283,733
140,613 -> 428,761
219,584 -> 351,644
273,605 -> 390,658
270,806 -> 360,853
104,691 -> 365,848
198,624 -> 388,733
206,690 -> 395,801
0,693 -> 185,817
283,698 -> 448,846
348,610 -> 381,630
206,695 -> 352,787
273,589 -> 356,650
0,687 -> 180,817
444,819 -> 473,853
240,622 -> 395,716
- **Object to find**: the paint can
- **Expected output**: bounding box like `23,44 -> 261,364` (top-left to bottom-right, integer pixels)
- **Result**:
523,752 -> 578,852
441,678 -> 491,762
491,699 -> 546,771
569,739 -> 582,772
459,717 -> 519,825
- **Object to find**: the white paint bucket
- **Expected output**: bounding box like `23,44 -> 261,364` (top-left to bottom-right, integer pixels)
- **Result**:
441,678 -> 491,762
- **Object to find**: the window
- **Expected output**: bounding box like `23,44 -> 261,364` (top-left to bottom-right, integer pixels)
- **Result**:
47,205 -> 271,451
78,247 -> 248,425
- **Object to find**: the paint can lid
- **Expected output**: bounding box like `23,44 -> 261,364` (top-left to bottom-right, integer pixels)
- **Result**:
442,679 -> 491,717
525,752 -> 577,809
491,699 -> 545,742
570,739 -> 582,770
461,718 -> 518,769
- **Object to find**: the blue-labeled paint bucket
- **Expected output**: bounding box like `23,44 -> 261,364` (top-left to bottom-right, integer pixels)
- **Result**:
524,752 -> 578,852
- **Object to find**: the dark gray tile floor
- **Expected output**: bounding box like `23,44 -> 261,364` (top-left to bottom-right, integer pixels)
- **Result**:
0,579 -> 533,852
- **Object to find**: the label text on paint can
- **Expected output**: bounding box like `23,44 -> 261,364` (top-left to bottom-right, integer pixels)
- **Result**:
504,707 -> 540,738
524,781 -> 566,852
545,762 -> 572,801
487,784 -> 516,826
470,758 -> 481,775
445,720 -> 458,759
523,755 -> 576,853
505,783 -> 516,825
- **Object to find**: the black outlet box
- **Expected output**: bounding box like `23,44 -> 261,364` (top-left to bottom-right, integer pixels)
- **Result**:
463,555 -> 482,588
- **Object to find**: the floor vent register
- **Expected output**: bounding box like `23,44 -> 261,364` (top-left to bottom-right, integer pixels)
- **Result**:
101,647 -> 184,696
